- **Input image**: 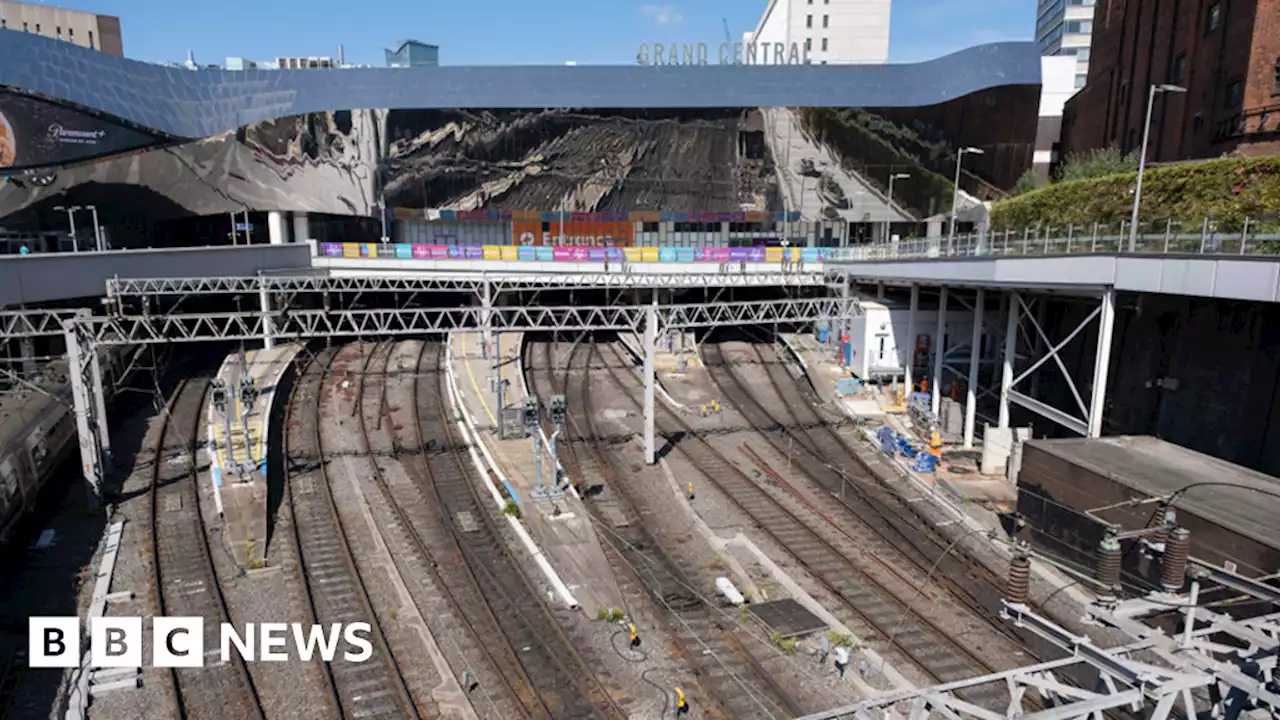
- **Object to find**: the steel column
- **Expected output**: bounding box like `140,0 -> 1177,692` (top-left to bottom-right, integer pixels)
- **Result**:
89,345 -> 110,459
932,286 -> 948,417
259,285 -> 274,350
999,291 -> 1020,428
964,288 -> 984,449
480,278 -> 493,350
64,322 -> 103,508
643,290 -> 657,465
1087,289 -> 1116,438
905,283 -> 918,393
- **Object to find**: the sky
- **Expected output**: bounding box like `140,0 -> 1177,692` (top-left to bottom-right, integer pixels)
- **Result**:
63,0 -> 1034,67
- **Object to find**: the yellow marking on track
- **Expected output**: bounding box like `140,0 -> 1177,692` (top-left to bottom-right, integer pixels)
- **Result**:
459,334 -> 497,426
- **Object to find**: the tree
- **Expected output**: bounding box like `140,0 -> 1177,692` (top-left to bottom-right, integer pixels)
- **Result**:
1056,148 -> 1140,183
1013,169 -> 1039,196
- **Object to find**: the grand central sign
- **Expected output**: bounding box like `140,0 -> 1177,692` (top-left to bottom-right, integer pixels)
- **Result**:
636,41 -> 812,66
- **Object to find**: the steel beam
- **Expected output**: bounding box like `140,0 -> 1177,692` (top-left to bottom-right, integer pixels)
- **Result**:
964,288 -> 984,449
999,290 -> 1019,427
1087,288 -> 1115,437
932,286 -> 947,417
1008,389 -> 1089,436
1,309 -> 85,339
643,291 -> 657,465
905,283 -> 918,393
63,317 -> 103,508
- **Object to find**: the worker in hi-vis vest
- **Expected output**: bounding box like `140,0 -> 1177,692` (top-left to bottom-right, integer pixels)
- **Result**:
929,427 -> 943,460
675,687 -> 690,715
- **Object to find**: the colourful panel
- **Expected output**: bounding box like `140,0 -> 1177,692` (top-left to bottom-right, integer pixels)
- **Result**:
512,221 -> 540,245
728,247 -> 750,262
412,244 -> 431,259
746,247 -> 766,261
465,246 -> 484,259
482,245 -> 501,260
517,246 -> 536,261
604,247 -> 624,261
675,248 -> 695,262
765,247 -> 784,262
623,247 -> 644,263
788,247 -> 802,261
391,207 -> 421,220
801,247 -> 820,262
552,247 -> 574,261
394,244 -> 413,259
658,248 -> 677,262
448,245 -> 465,258
321,243 -> 343,257
341,243 -> 359,258
535,246 -> 554,261
587,248 -> 607,262
641,247 -> 659,263
500,246 -> 518,261
429,245 -> 449,259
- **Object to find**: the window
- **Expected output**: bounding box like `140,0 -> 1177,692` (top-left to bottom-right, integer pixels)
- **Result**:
822,14 -> 829,28
1076,47 -> 1090,60
1171,53 -> 1186,84
1075,73 -> 1087,88
1065,20 -> 1092,33
820,60 -> 827,64
1206,2 -> 1221,32
88,30 -> 93,48
805,38 -> 812,51
806,14 -> 812,28
822,37 -> 828,51
23,21 -> 28,31
1274,56 -> 1280,95
1224,80 -> 1243,108
56,26 -> 61,39
68,28 -> 73,40
1,19 -> 5,29
34,23 -> 40,33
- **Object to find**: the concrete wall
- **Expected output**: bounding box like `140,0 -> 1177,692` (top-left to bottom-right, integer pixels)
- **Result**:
0,245 -> 312,306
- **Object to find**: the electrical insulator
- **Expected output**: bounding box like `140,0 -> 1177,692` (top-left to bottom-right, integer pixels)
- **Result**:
1006,546 -> 1031,605
1094,533 -> 1122,605
1161,526 -> 1191,592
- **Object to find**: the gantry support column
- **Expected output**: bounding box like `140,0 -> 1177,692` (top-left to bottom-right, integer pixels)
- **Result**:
1087,289 -> 1116,438
480,278 -> 494,352
64,318 -> 103,509
841,273 -> 852,366
90,345 -> 110,461
259,283 -> 274,350
267,211 -> 286,245
904,284 -> 918,393
643,289 -> 658,465
19,337 -> 36,378
964,288 -> 985,449
999,291 -> 1020,428
931,286 -> 948,417
291,212 -> 310,244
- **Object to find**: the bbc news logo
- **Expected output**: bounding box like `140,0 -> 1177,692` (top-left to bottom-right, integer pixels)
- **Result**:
30,618 -> 373,668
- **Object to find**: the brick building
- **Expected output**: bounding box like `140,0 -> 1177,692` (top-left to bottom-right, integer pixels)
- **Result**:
1060,0 -> 1280,162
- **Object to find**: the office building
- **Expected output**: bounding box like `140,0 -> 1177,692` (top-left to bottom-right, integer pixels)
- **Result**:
0,0 -> 122,55
386,39 -> 439,68
1036,0 -> 1096,90
1061,0 -> 1280,162
745,0 -> 890,65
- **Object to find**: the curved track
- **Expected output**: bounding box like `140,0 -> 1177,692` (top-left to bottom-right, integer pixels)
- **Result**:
285,348 -> 416,719
527,335 -> 805,720
411,338 -> 626,720
150,376 -> 264,720
600,341 -> 1010,706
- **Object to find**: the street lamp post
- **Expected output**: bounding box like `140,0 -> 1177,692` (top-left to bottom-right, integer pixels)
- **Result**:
53,205 -> 81,252
886,172 -> 910,243
949,147 -> 984,252
1129,84 -> 1187,252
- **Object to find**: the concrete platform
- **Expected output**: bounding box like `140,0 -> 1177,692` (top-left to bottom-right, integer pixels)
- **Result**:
208,343 -> 300,568
448,331 -> 623,616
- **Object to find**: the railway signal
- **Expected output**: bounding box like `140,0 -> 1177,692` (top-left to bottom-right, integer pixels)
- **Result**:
522,397 -> 539,438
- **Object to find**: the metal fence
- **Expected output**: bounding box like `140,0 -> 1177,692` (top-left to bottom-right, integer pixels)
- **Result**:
830,217 -> 1280,261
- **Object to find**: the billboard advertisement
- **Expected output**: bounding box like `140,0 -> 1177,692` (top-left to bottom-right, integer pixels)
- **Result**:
0,92 -> 161,172
512,221 -> 634,247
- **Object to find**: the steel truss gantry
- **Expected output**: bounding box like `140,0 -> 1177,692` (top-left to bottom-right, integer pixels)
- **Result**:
2,309 -> 88,338
803,558 -> 1280,720
103,270 -> 826,300
61,292 -> 850,502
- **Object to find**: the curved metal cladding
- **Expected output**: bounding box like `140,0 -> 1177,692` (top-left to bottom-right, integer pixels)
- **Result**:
0,30 -> 1041,233
0,30 -> 1041,136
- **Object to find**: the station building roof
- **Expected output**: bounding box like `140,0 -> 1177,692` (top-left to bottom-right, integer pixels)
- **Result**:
0,29 -> 1042,141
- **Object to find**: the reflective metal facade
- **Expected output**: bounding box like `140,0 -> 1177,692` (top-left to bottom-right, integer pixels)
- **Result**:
0,29 -> 1042,139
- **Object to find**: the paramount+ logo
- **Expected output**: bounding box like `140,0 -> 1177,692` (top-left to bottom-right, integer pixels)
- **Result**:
30,617 -> 374,668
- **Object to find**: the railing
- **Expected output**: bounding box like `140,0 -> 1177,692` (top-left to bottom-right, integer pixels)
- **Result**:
829,218 -> 1280,261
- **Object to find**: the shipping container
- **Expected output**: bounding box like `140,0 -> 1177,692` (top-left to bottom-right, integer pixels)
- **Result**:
843,294 -> 981,382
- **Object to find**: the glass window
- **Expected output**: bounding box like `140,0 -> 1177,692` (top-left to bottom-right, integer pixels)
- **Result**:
822,37 -> 828,51
1065,20 -> 1092,33
806,14 -> 812,28
822,14 -> 829,28
1075,73 -> 1087,88
56,26 -> 61,39
1224,80 -> 1243,108
805,37 -> 812,51
23,22 -> 28,31
35,23 -> 40,33
1274,56 -> 1280,95
68,28 -> 73,40
89,30 -> 94,48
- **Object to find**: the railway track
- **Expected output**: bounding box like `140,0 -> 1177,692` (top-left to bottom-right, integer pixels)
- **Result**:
529,336 -> 805,720
285,348 -> 415,719
727,338 -> 1028,638
149,375 -> 264,719
412,337 -> 626,720
600,341 -> 1010,707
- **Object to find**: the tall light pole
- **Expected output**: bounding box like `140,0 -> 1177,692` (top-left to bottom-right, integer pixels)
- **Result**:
53,204 -> 81,252
1129,84 -> 1186,252
886,172 -> 909,243
949,147 -> 984,250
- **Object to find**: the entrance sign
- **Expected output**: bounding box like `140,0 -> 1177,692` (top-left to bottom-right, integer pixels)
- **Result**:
636,42 -> 812,67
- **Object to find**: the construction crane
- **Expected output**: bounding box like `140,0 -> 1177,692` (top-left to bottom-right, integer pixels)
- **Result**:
723,18 -> 733,45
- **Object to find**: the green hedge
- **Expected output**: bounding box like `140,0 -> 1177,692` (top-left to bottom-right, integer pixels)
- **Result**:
990,156 -> 1280,231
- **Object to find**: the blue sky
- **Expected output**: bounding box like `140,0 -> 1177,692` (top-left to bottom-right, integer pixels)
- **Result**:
69,0 -> 1033,66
